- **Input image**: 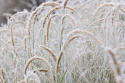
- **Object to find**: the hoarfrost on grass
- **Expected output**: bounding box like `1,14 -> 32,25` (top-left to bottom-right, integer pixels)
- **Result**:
0,0 -> 125,83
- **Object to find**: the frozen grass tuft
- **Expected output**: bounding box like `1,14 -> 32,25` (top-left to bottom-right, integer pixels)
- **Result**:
0,0 -> 125,83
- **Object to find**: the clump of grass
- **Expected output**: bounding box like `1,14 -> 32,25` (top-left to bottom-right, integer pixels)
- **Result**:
0,0 -> 125,83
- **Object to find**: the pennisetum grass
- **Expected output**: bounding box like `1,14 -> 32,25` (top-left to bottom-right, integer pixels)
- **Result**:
0,0 -> 125,83
62,14 -> 75,25
46,14 -> 59,41
24,56 -> 50,75
40,45 -> 57,62
107,48 -> 124,83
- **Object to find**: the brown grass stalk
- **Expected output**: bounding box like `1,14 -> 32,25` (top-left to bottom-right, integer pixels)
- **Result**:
47,14 -> 58,41
40,45 -> 57,62
2,69 -> 6,83
116,20 -> 125,26
94,3 -> 114,15
42,6 -> 78,29
43,2 -> 60,7
44,34 -> 46,46
42,6 -> 62,28
108,49 -> 123,83
77,0 -> 93,9
0,76 -> 3,83
67,30 -> 102,45
114,47 -> 125,52
10,23 -> 18,57
25,37 -> 27,50
120,8 -> 125,14
28,1 -> 61,33
19,80 -> 25,83
0,39 -> 10,49
16,46 -> 23,52
33,69 -> 48,73
57,36 -> 81,73
64,0 -> 69,8
87,18 -> 105,30
62,14 -> 75,25
25,56 -> 50,74
66,7 -> 78,14
10,24 -> 15,47
8,11 -> 28,23
27,8 -> 41,42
